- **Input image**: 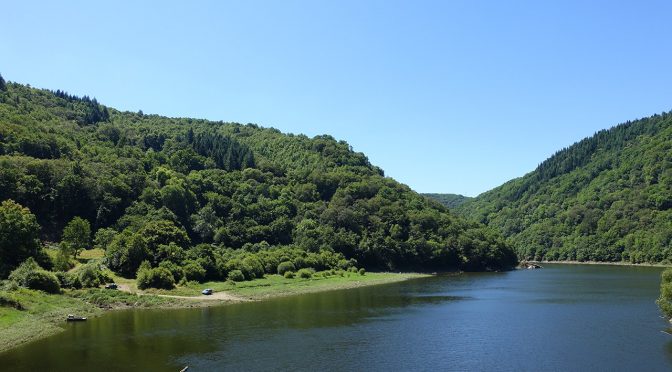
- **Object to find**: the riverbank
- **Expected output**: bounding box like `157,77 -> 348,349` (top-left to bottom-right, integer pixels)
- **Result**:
533,260 -> 672,268
0,272 -> 428,354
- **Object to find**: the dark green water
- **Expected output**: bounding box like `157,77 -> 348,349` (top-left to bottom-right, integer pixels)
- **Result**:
2,264 -> 671,371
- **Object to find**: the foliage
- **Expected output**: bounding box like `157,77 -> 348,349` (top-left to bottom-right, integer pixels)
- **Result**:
137,262 -> 175,289
227,269 -> 245,282
297,268 -> 315,279
283,271 -> 295,279
658,268 -> 672,320
53,246 -> 74,272
0,79 -> 517,279
24,270 -> 61,294
55,271 -> 82,289
423,193 -> 473,209
359,268 -> 366,275
0,200 -> 41,277
61,217 -> 91,258
183,260 -> 206,282
277,261 -> 296,275
75,262 -> 111,288
8,258 -> 60,294
458,112 -> 672,263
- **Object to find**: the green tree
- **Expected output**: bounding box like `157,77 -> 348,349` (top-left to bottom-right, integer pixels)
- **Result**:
62,217 -> 91,258
657,268 -> 672,321
0,200 -> 41,278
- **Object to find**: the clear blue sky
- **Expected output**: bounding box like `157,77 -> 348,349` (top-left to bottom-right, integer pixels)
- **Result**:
3,1 -> 672,196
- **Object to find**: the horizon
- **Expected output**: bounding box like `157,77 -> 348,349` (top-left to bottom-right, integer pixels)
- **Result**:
4,1 -> 672,196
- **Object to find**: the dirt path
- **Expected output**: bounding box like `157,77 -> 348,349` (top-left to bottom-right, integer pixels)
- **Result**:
155,291 -> 246,302
116,284 -> 248,302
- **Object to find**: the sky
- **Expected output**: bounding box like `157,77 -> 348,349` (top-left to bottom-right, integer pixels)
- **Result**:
3,1 -> 672,196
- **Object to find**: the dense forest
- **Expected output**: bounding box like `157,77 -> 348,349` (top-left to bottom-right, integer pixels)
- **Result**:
457,112 -> 672,264
0,76 -> 516,289
423,194 -> 473,209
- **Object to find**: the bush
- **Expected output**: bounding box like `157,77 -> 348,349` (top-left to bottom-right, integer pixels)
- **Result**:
53,248 -> 73,272
55,271 -> 82,289
183,260 -> 206,282
283,271 -> 295,279
77,263 -> 111,288
8,258 -> 42,286
358,268 -> 366,276
25,270 -> 61,294
277,261 -> 296,275
227,269 -> 245,282
159,261 -> 185,283
137,266 -> 175,289
241,256 -> 264,280
297,268 -> 315,279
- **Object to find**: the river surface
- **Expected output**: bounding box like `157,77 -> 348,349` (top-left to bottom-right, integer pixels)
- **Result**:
1,264 -> 671,371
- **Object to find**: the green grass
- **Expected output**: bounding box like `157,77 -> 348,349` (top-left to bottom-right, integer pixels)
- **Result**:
145,271 -> 429,300
0,271 -> 429,354
0,285 -> 183,354
0,287 -> 100,353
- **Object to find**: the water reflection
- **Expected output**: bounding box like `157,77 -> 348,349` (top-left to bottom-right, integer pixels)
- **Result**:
2,265 -> 671,371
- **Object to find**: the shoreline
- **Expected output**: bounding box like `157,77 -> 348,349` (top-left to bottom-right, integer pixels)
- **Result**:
531,260 -> 672,268
0,272 -> 429,354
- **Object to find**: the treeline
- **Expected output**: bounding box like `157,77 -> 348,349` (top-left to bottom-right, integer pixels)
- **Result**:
423,194 -> 473,209
458,111 -> 672,264
0,76 -> 516,288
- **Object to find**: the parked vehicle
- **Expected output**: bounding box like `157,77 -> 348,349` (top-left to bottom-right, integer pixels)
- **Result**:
202,288 -> 213,295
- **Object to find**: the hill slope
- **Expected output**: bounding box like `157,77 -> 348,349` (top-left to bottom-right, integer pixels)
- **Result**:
423,194 -> 473,209
457,111 -> 672,264
0,76 -> 516,278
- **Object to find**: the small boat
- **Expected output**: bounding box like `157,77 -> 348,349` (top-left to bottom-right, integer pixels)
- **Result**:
67,314 -> 87,321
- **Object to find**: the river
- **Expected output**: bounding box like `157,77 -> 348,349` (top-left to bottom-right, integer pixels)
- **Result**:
1,263 -> 671,371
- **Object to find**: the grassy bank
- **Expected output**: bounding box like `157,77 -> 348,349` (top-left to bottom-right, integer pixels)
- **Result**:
145,272 -> 429,300
0,271 -> 428,354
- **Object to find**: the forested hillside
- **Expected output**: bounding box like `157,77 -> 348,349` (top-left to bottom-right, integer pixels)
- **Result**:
458,112 -> 672,263
423,194 -> 472,209
0,76 -> 516,282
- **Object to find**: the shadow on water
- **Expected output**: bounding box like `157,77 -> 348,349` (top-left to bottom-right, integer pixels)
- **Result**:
2,266 -> 672,371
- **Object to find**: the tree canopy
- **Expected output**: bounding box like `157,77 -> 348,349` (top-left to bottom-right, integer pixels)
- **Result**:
457,112 -> 672,264
0,77 -> 517,281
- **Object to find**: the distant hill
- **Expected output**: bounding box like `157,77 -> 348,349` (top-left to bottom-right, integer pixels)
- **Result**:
0,76 -> 517,278
457,111 -> 672,264
423,194 -> 473,208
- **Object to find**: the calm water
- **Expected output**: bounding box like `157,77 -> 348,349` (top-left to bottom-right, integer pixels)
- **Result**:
2,264 -> 671,371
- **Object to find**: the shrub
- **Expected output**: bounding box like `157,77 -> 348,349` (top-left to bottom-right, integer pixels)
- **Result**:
78,263 -> 111,288
228,269 -> 245,282
53,247 -> 73,272
8,258 -> 42,286
159,261 -> 185,282
25,270 -> 61,294
277,261 -> 296,275
283,271 -> 295,279
183,260 -> 206,282
358,268 -> 366,276
241,256 -> 264,280
297,268 -> 315,279
137,266 -> 175,289
55,271 -> 82,289
349,266 -> 358,273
